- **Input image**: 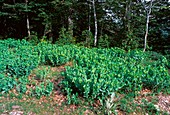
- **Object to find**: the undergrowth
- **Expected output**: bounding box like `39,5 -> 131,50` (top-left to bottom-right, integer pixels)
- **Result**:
0,38 -> 170,114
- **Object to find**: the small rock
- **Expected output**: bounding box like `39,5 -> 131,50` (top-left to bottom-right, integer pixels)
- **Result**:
9,111 -> 24,115
12,105 -> 20,109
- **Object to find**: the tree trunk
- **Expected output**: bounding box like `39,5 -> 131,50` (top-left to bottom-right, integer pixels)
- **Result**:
86,0 -> 92,44
141,0 -> 153,52
68,8 -> 73,37
125,0 -> 132,32
68,16 -> 73,36
25,0 -> 30,38
143,13 -> 150,52
26,15 -> 30,37
43,23 -> 52,41
92,0 -> 98,47
88,0 -> 91,32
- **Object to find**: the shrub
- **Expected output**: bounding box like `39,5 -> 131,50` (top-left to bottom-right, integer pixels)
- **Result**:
0,74 -> 16,93
56,27 -> 75,45
61,48 -> 170,104
31,80 -> 54,98
98,34 -> 110,48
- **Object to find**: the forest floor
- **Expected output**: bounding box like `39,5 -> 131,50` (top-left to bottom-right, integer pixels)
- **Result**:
0,64 -> 170,115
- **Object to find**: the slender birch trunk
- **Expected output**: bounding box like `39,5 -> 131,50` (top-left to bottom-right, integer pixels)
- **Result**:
144,13 -> 150,52
25,0 -> 30,38
43,24 -> 47,36
92,0 -> 98,47
141,0 -> 153,52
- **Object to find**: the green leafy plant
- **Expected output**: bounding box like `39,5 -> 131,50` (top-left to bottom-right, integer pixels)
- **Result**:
122,31 -> 139,50
105,92 -> 115,115
35,66 -> 50,81
16,83 -> 27,94
31,80 -> 54,98
61,47 -> 170,105
81,30 -> 94,47
56,27 -> 75,45
0,38 -> 170,114
0,74 -> 16,93
98,34 -> 110,48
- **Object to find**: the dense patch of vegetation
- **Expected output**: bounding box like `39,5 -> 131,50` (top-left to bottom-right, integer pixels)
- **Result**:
0,39 -> 170,114
62,47 -> 170,103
